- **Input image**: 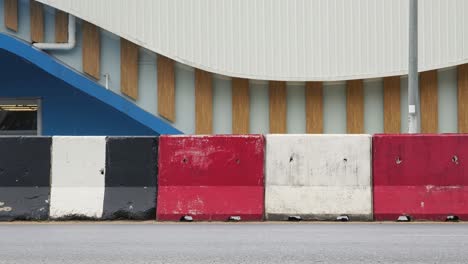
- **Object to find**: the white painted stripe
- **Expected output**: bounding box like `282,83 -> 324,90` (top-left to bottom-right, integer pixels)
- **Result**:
266,186 -> 372,215
49,137 -> 106,219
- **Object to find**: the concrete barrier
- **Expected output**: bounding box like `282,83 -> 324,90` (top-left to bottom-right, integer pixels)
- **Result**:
373,134 -> 468,221
157,135 -> 265,221
103,137 -> 158,220
49,137 -> 106,219
0,137 -> 51,221
265,135 -> 372,221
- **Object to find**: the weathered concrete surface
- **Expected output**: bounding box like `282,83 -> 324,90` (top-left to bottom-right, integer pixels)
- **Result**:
157,135 -> 265,221
102,187 -> 156,219
0,188 -> 49,221
1,223 -> 468,264
373,134 -> 468,221
0,137 -> 51,221
265,135 -> 372,220
103,137 -> 158,220
50,137 -> 106,219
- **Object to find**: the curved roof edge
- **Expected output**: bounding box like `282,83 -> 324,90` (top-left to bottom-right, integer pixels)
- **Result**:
0,33 -> 182,135
36,0 -> 468,81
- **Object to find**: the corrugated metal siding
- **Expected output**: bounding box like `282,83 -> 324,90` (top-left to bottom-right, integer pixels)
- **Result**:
31,0 -> 468,81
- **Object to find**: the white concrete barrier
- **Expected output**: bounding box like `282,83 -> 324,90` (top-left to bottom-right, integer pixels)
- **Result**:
265,134 -> 372,221
49,137 -> 106,219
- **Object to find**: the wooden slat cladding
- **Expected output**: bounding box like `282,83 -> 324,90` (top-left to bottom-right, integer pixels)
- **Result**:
383,76 -> 401,133
30,0 -> 44,43
157,55 -> 175,122
420,70 -> 438,133
4,0 -> 18,32
120,38 -> 139,100
269,81 -> 287,134
55,10 -> 68,43
82,21 -> 101,80
346,80 -> 364,134
305,82 -> 323,133
195,69 -> 213,134
459,64 -> 468,133
232,78 -> 250,134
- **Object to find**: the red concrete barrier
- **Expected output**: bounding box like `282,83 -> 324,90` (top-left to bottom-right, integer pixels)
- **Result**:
157,135 -> 265,221
373,134 -> 468,221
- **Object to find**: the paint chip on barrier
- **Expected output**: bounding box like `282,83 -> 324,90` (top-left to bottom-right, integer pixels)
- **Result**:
0,206 -> 12,212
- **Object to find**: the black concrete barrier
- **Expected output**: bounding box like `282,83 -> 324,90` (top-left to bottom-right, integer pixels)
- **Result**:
102,137 -> 158,220
0,137 -> 51,221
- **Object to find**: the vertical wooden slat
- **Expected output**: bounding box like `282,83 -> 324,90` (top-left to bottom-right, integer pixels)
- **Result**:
305,82 -> 323,133
195,69 -> 213,134
157,55 -> 175,122
346,80 -> 364,134
269,81 -> 287,133
82,21 -> 101,79
232,78 -> 250,134
383,76 -> 401,133
420,70 -> 438,133
30,0 -> 44,43
458,64 -> 468,133
5,0 -> 18,32
120,38 -> 139,100
55,10 -> 68,43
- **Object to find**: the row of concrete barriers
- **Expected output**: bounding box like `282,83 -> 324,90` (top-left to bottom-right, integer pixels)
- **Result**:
0,135 -> 466,222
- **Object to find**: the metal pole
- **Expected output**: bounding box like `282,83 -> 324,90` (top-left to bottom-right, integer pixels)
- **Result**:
408,0 -> 419,133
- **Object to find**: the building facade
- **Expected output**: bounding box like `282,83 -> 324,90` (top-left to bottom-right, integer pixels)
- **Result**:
0,0 -> 467,135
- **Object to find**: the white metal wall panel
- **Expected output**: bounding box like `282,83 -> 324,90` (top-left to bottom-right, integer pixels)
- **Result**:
36,0 -> 468,81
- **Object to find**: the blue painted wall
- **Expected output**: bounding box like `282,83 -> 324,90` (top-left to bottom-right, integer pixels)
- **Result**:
0,49 -> 157,136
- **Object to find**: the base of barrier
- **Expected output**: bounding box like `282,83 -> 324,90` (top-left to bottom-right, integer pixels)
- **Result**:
102,187 -> 156,220
157,186 -> 264,221
265,186 -> 373,221
377,214 -> 468,221
374,186 -> 468,221
266,214 -> 372,221
0,187 -> 49,221
49,187 -> 105,219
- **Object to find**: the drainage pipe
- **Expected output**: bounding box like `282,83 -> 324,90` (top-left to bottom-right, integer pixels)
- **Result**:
33,15 -> 76,50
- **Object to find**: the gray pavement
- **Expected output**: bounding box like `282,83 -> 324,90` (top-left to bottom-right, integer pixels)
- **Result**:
1,222 -> 468,264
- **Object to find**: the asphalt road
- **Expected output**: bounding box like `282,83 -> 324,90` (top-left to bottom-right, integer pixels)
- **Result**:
1,222 -> 467,264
